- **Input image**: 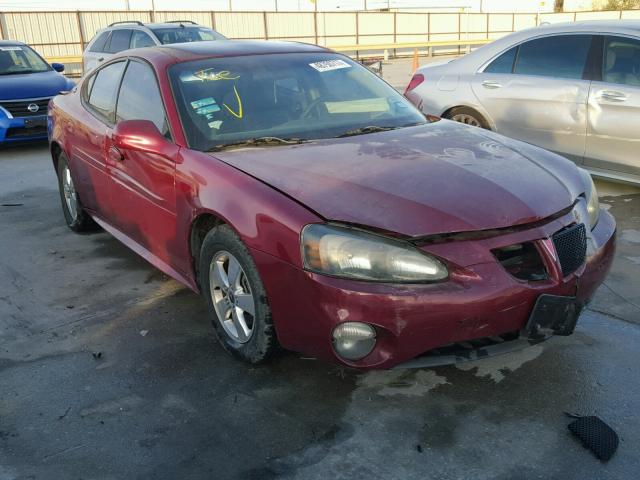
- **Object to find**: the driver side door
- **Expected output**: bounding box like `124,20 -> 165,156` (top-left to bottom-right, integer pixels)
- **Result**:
105,59 -> 183,274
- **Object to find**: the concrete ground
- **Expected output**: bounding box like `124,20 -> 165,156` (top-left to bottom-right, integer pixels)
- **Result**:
1,62 -> 640,479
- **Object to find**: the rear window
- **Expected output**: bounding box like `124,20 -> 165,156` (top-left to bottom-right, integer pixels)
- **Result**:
151,26 -> 225,45
485,47 -> 517,74
86,61 -> 126,121
89,31 -> 111,53
106,29 -> 132,54
603,36 -> 640,87
514,34 -> 592,80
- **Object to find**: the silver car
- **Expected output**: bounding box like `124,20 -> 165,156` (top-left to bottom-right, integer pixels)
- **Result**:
83,20 -> 226,73
404,20 -> 640,185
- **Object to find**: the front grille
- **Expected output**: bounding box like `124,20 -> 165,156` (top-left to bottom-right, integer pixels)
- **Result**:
0,98 -> 50,118
552,223 -> 587,277
5,126 -> 47,139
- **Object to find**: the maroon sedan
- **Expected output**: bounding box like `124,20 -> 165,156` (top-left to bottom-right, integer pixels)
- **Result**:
48,41 -> 616,369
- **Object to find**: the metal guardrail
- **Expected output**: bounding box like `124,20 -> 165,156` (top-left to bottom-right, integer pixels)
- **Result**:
45,38 -> 492,77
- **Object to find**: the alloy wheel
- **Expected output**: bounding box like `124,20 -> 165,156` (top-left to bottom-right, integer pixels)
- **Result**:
208,250 -> 255,343
62,165 -> 78,221
451,113 -> 481,127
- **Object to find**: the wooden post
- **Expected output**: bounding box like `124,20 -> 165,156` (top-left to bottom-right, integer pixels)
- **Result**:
0,13 -> 6,40
263,11 -> 268,40
511,13 -> 515,32
313,10 -> 318,45
355,11 -> 360,60
393,11 -> 397,58
427,11 -> 431,49
75,11 -> 86,50
486,13 -> 489,39
210,11 -> 216,30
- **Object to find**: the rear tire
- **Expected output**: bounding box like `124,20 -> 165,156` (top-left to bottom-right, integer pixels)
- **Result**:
445,107 -> 490,129
56,152 -> 97,232
199,225 -> 277,364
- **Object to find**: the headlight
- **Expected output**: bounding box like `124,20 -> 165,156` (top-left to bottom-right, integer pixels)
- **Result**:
301,224 -> 448,282
579,169 -> 599,229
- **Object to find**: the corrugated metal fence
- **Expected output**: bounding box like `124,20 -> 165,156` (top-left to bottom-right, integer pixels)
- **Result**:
1,9 -> 639,60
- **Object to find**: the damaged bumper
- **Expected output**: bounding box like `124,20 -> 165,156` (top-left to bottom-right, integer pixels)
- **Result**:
253,206 -> 616,370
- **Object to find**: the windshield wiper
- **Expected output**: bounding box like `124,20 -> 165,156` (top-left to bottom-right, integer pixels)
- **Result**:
336,125 -> 400,138
336,122 -> 425,138
208,136 -> 308,152
0,70 -> 38,76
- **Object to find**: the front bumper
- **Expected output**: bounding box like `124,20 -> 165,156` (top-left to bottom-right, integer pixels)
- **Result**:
254,206 -> 616,370
0,114 -> 48,143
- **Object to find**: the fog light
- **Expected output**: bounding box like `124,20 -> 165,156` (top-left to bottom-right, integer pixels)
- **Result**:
332,322 -> 376,361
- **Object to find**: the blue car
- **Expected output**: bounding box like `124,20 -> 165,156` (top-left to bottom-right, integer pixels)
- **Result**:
0,41 -> 75,145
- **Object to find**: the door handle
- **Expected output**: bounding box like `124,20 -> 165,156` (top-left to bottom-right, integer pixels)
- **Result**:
482,80 -> 502,89
108,145 -> 124,162
599,90 -> 627,102
98,57 -> 104,62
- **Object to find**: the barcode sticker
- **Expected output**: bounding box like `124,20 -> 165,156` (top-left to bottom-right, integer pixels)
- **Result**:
309,59 -> 351,72
0,46 -> 22,51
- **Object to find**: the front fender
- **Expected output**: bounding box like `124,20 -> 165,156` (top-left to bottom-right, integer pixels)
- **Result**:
175,150 -> 322,288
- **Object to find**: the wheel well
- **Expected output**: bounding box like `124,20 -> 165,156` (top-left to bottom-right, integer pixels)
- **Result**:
441,106 -> 491,130
190,213 -> 225,282
50,141 -> 62,174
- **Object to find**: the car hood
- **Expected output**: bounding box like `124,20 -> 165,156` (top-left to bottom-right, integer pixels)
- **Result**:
213,121 -> 585,237
0,70 -> 72,101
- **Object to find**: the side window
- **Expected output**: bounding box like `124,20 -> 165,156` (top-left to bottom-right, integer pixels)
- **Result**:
86,61 -> 126,122
130,31 -> 156,49
485,47 -> 517,74
514,34 -> 592,80
106,29 -> 132,54
89,32 -> 110,53
116,61 -> 169,136
603,36 -> 640,87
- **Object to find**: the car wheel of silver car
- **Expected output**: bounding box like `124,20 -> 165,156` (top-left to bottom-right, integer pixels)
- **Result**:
199,225 -> 277,363
446,107 -> 490,129
56,152 -> 97,232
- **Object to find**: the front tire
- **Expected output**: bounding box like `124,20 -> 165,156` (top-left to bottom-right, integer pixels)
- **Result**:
56,153 -> 96,232
446,106 -> 490,129
199,225 -> 277,364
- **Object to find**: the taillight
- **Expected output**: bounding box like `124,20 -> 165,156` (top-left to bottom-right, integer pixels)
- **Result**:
404,73 -> 424,95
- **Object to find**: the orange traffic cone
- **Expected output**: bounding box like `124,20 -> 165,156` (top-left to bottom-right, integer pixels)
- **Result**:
412,48 -> 419,72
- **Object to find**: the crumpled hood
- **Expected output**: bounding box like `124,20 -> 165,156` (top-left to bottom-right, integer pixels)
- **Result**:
213,121 -> 585,237
0,71 -> 73,101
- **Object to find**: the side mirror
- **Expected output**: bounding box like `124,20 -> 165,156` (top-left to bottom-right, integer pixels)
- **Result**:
112,120 -> 177,159
51,63 -> 65,73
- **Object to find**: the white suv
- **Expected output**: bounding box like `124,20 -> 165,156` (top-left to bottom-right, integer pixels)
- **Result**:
83,20 -> 226,73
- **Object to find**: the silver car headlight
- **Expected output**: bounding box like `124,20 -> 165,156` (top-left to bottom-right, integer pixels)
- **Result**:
301,224 -> 448,283
579,169 -> 599,229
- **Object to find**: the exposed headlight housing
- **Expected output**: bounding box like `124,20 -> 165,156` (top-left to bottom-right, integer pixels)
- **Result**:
301,224 -> 448,283
579,169 -> 599,229
332,322 -> 376,361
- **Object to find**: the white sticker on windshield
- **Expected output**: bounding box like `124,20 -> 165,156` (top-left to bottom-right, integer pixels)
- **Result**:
0,46 -> 22,51
309,59 -> 351,72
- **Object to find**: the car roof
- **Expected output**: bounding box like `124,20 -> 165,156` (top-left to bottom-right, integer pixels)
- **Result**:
439,19 -> 640,72
0,40 -> 25,46
106,22 -> 212,30
156,39 -> 329,59
536,19 -> 640,34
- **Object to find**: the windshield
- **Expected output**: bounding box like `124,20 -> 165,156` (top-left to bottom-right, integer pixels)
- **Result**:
0,45 -> 50,75
151,27 -> 225,45
169,53 -> 426,151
